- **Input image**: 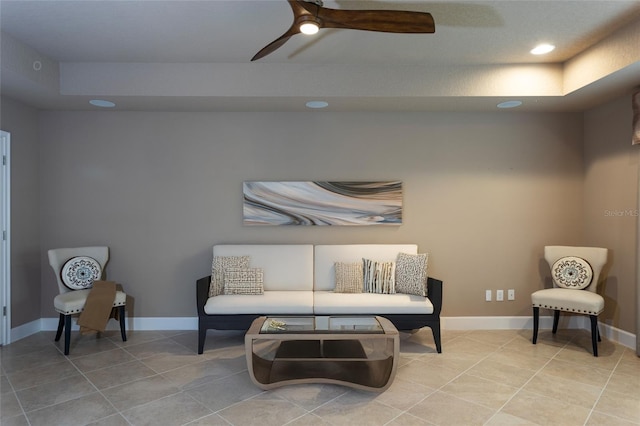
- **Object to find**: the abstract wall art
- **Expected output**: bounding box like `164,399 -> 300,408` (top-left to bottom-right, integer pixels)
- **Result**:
243,181 -> 403,226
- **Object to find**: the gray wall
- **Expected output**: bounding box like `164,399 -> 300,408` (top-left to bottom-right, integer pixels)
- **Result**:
584,94 -> 639,333
4,96 -> 635,335
0,97 -> 41,327
38,111 -> 586,322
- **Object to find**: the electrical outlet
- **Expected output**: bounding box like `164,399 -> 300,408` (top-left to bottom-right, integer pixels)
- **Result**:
496,289 -> 504,301
485,290 -> 492,302
508,289 -> 515,300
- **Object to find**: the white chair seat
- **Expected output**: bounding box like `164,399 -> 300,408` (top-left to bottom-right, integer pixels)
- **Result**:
54,289 -> 127,315
531,288 -> 604,315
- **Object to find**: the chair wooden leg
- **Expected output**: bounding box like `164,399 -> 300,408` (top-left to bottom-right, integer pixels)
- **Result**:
589,315 -> 599,357
118,305 -> 127,342
532,307 -> 539,344
552,310 -> 560,334
63,314 -> 71,355
55,313 -> 65,342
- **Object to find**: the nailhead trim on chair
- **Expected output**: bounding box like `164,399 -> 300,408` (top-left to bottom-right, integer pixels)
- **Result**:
56,301 -> 126,315
59,308 -> 82,314
532,303 -> 600,315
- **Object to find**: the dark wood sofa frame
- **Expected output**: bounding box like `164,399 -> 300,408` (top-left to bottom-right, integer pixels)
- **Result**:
196,276 -> 443,355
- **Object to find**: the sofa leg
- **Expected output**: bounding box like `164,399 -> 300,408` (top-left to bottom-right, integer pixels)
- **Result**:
431,323 -> 442,353
198,326 -> 206,354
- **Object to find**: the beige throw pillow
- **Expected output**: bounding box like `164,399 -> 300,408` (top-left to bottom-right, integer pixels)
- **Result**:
334,262 -> 363,293
209,255 -> 250,297
223,268 -> 264,295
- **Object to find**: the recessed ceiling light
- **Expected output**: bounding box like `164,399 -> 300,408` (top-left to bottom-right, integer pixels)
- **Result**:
306,100 -> 328,109
497,100 -> 522,109
530,44 -> 555,55
89,99 -> 116,108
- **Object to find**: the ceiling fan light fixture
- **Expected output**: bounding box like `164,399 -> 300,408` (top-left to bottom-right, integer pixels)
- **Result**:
530,43 -> 555,55
300,21 -> 319,35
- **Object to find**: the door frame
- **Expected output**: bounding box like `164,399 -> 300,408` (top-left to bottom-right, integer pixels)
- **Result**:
1,130 -> 11,345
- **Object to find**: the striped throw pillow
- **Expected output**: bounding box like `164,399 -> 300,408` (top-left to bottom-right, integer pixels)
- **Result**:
363,258 -> 395,294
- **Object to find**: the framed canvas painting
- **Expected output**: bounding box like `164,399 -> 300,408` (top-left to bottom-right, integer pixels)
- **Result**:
243,181 -> 403,226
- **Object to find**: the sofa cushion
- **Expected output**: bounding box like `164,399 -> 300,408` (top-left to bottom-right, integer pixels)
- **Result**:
314,244 -> 418,291
363,259 -> 395,294
395,252 -> 429,296
213,245 -> 313,291
204,290 -> 314,315
210,255 -> 250,297
223,268 -> 264,295
313,291 -> 434,315
334,262 -> 363,293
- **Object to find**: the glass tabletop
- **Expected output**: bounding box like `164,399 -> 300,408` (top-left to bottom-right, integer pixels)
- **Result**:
260,316 -> 384,334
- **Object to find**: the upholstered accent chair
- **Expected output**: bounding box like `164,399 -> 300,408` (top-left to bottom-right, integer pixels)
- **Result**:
48,247 -> 127,355
531,245 -> 608,356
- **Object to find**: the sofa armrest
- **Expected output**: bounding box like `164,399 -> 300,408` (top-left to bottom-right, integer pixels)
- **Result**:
196,275 -> 211,317
427,277 -> 443,316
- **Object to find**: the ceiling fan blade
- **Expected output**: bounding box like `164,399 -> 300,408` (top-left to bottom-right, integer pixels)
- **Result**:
252,1 -> 313,61
319,8 -> 435,33
251,27 -> 300,61
251,1 -> 435,61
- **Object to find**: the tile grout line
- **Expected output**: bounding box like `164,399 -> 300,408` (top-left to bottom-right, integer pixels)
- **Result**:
66,347 -> 136,426
381,333 -> 506,425
1,362 -> 33,426
583,349 -> 626,425
478,334 -> 567,425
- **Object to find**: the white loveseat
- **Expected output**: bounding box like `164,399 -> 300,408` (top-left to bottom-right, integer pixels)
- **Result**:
196,244 -> 443,354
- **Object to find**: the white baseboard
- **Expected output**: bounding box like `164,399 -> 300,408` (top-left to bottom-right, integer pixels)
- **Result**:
38,316 -> 198,332
9,319 -> 42,343
12,316 -> 637,351
444,316 -> 637,350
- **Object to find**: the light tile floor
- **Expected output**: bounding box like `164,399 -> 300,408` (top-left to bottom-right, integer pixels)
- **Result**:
1,327 -> 639,426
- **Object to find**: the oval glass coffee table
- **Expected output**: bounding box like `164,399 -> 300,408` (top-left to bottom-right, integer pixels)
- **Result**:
245,316 -> 399,392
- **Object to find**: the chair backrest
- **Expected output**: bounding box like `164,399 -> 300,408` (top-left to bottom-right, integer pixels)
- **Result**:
544,246 -> 608,293
48,247 -> 109,294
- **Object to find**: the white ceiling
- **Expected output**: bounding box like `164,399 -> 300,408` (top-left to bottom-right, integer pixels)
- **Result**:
2,0 -> 640,112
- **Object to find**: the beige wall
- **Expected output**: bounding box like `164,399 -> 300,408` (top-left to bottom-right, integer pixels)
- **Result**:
583,94 -> 639,333
37,111 -> 586,321
0,97 -> 41,327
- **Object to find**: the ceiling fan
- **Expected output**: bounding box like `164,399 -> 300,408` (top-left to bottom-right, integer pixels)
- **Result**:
252,0 -> 436,61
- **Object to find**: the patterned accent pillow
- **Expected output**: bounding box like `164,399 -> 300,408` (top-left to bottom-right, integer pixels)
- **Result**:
209,256 -> 250,297
551,256 -> 593,289
334,262 -> 363,293
363,258 -> 395,294
395,252 -> 429,296
223,268 -> 264,295
61,256 -> 102,290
